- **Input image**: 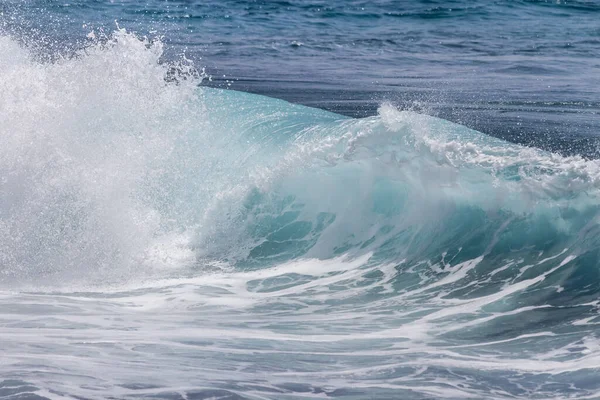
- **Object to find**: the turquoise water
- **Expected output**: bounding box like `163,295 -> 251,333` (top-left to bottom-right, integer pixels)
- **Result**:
1,2 -> 600,399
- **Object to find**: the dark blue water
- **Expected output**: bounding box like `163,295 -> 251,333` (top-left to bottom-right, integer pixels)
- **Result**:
2,2 -> 600,400
2,0 -> 600,154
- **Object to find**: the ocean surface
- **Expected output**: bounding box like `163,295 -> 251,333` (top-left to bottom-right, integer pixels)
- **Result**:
1,1 -> 600,399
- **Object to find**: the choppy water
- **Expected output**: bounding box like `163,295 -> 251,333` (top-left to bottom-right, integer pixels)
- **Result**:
1,1 -> 600,399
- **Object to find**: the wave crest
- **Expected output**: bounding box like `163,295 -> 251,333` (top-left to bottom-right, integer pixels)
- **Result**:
1,30 -> 599,297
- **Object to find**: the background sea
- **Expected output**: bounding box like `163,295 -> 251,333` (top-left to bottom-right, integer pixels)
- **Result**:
1,1 -> 600,399
4,0 -> 600,154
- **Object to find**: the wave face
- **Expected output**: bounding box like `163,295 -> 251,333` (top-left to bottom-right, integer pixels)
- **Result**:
2,32 -> 600,400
